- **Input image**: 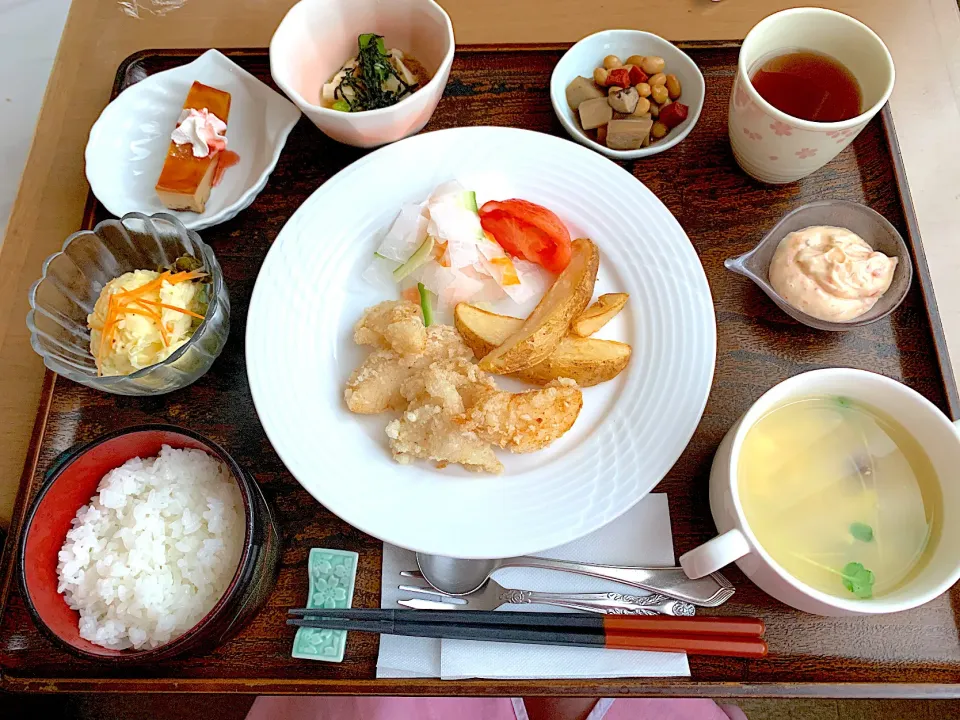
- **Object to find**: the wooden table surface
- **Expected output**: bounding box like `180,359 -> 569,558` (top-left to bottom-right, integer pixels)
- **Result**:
0,1 -> 959,526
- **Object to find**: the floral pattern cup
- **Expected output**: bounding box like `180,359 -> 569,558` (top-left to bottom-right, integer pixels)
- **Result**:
729,8 -> 895,184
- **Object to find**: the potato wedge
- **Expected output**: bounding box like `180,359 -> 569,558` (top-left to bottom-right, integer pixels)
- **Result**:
572,293 -> 629,337
477,238 -> 600,374
456,303 -> 631,387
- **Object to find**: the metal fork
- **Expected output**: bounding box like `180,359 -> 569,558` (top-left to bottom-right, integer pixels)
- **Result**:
398,572 -> 696,616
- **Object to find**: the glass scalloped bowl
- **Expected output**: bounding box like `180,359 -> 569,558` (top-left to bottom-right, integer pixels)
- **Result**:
27,212 -> 230,395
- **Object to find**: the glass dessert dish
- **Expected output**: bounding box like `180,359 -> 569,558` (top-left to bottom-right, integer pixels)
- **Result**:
27,212 -> 230,395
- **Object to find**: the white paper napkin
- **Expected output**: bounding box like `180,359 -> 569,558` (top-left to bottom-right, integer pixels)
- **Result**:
376,494 -> 691,679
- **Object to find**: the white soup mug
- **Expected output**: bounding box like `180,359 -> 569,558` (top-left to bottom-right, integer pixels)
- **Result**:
679,369 -> 960,616
729,8 -> 895,184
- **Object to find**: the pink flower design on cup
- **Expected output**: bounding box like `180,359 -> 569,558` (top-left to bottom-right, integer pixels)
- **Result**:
734,83 -> 750,108
827,128 -> 858,143
769,156 -> 779,161
795,147 -> 818,159
742,127 -> 762,141
769,120 -> 793,137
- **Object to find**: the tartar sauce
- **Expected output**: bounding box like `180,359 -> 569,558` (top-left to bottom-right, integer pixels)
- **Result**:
768,226 -> 898,322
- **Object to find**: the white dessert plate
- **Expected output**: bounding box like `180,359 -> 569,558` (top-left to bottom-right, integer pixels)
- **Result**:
85,49 -> 301,231
246,126 -> 716,559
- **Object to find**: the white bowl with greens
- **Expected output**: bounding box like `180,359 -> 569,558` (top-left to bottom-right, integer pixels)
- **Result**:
270,0 -> 455,148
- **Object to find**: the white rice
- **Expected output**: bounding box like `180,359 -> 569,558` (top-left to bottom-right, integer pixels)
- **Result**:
56,445 -> 245,650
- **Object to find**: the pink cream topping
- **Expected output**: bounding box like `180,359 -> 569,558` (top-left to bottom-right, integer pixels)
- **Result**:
171,108 -> 227,158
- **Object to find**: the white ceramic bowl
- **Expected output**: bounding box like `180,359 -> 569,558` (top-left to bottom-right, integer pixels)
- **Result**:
550,30 -> 705,160
681,369 -> 960,616
85,50 -> 301,231
269,0 -> 455,148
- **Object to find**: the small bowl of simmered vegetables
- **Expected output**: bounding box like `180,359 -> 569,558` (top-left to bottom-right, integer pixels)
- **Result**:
270,0 -> 455,148
27,213 -> 230,396
551,29 -> 705,159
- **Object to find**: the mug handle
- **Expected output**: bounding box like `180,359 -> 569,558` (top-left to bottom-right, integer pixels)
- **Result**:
679,529 -> 751,579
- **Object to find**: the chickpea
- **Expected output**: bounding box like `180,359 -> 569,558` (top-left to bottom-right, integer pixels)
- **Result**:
603,55 -> 623,70
649,72 -> 667,87
641,55 -> 666,75
608,85 -> 624,96
625,54 -> 646,67
635,82 -> 651,98
665,73 -> 682,100
650,84 -> 669,104
651,121 -> 669,140
649,102 -> 660,118
593,67 -> 609,86
633,96 -> 651,116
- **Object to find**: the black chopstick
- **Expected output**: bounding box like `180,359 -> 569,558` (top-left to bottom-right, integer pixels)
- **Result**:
288,608 -> 765,637
286,614 -> 768,658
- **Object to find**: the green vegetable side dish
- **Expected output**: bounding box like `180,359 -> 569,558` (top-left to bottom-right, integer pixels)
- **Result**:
418,282 -> 434,326
850,522 -> 874,543
334,33 -> 420,112
841,561 -> 875,599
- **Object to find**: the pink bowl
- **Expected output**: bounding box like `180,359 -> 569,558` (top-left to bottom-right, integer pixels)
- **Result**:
19,425 -> 281,663
270,0 -> 455,148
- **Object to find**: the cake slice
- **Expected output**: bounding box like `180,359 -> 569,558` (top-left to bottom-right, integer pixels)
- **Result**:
155,81 -> 232,213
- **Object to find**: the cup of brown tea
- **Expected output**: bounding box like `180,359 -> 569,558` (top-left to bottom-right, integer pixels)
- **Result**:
729,8 -> 894,184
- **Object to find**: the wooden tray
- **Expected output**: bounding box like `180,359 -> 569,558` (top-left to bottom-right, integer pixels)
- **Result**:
1,44 -> 959,698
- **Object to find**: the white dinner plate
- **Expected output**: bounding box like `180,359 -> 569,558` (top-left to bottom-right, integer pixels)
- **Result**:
247,126 -> 716,558
85,50 -> 301,231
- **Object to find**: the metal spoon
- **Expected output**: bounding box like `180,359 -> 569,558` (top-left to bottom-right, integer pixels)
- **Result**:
416,553 -> 735,608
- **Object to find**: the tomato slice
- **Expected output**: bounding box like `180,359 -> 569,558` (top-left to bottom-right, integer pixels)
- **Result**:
478,199 -> 573,273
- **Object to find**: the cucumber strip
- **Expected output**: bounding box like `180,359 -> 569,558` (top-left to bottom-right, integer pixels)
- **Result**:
418,282 -> 434,326
392,235 -> 435,281
458,190 -> 479,213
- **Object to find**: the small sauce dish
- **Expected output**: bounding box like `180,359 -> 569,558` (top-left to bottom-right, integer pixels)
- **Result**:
724,200 -> 912,331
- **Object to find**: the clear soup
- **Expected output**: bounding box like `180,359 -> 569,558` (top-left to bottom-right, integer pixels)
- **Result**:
737,396 -> 940,600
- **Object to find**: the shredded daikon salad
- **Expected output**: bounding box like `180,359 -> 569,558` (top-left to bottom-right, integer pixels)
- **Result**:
363,181 -> 550,317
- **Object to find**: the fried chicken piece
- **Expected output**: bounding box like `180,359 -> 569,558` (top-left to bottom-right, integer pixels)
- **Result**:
399,358 -> 496,415
387,361 -> 502,472
346,301 -> 582,472
465,379 -> 583,453
386,401 -> 503,474
353,300 -> 426,355
345,324 -> 474,414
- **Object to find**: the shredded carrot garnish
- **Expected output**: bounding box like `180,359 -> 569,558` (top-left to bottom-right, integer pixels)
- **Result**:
137,299 -> 205,319
96,294 -> 120,376
166,270 -> 207,284
125,305 -> 169,346
92,270 -> 205,372
490,256 -> 520,286
433,241 -> 450,268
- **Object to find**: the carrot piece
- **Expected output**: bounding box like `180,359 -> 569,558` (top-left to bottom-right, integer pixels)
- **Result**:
126,304 -> 169,346
166,270 -> 207,284
137,299 -> 205,319
114,273 -> 167,299
96,295 -> 120,376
